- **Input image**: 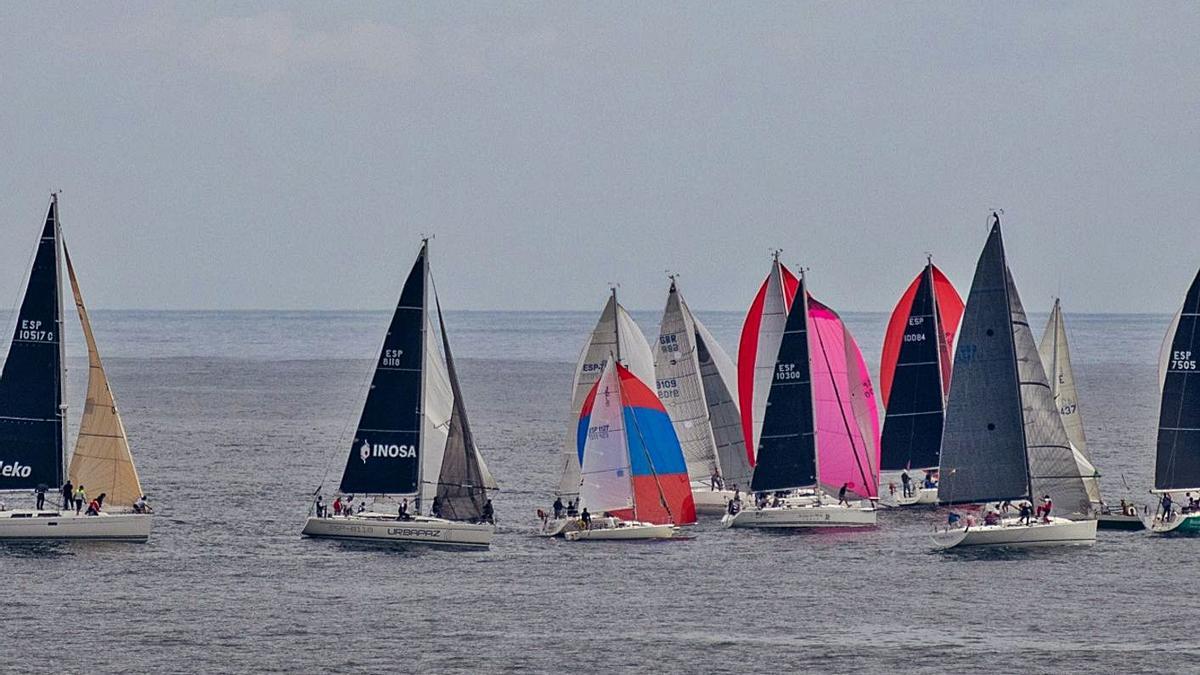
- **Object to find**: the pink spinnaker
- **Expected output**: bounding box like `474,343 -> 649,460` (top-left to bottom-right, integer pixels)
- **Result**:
807,297 -> 880,499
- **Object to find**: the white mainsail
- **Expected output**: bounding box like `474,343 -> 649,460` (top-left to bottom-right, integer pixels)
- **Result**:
1038,299 -> 1101,503
578,359 -> 634,514
694,313 -> 752,489
557,291 -> 653,495
655,282 -> 717,480
64,246 -> 143,508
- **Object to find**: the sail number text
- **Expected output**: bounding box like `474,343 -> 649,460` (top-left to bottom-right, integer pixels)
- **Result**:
1171,350 -> 1197,371
775,363 -> 803,380
659,334 -> 680,353
657,378 -> 679,398
17,319 -> 53,343
380,348 -> 404,367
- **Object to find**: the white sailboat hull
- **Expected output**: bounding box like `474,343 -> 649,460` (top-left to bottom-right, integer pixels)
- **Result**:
930,516 -> 1097,549
721,503 -> 877,528
691,484 -> 737,515
302,514 -> 493,548
538,516 -> 582,538
0,510 -> 151,541
563,519 -> 678,541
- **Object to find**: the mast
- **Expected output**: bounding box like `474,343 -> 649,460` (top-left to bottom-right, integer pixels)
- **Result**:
994,212 -> 1034,503
53,193 -> 67,487
927,256 -> 949,409
612,286 -> 621,366
417,237 -> 429,512
799,268 -> 820,495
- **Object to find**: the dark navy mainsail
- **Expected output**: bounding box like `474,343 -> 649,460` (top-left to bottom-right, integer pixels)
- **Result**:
880,264 -> 946,471
0,200 -> 65,491
1155,268 -> 1200,491
339,245 -> 426,495
750,278 -> 817,493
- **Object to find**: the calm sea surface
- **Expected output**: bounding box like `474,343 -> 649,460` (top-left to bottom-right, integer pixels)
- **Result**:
0,309 -> 1191,674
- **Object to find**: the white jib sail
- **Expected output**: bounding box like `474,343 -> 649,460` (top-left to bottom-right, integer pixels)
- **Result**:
1009,275 -> 1092,518
421,310 -> 453,511
578,359 -> 634,514
1038,299 -> 1100,503
558,293 -> 653,495
65,247 -> 143,508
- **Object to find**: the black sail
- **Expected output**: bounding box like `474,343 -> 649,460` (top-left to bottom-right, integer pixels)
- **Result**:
750,279 -> 817,492
339,245 -> 426,495
1155,268 -> 1200,491
880,264 -> 946,471
937,219 -> 1029,505
0,201 -> 64,491
434,294 -> 490,521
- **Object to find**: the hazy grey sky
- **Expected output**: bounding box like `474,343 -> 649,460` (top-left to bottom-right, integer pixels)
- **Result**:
1,2 -> 1196,313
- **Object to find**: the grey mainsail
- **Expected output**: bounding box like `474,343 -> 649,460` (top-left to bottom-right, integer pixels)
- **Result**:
937,220 -> 1028,505
938,215 -> 1091,517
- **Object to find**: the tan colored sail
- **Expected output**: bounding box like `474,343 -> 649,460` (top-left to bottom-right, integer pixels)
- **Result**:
64,246 -> 143,507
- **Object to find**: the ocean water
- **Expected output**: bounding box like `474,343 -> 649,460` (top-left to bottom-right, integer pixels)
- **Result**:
0,309 -> 1192,674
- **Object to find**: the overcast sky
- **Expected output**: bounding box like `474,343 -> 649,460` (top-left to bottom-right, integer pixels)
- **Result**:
0,2 -> 1196,313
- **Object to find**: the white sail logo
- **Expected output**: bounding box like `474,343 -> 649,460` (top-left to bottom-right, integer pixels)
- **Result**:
359,439 -> 416,463
0,461 -> 32,478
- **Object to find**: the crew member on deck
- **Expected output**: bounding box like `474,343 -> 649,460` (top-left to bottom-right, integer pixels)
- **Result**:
900,470 -> 912,498
74,485 -> 86,515
1161,493 -> 1174,522
710,469 -> 722,491
85,493 -> 106,516
61,480 -> 73,511
431,496 -> 443,518
481,499 -> 495,524
398,498 -> 411,521
134,495 -> 152,514
552,496 -> 564,519
838,483 -> 850,507
35,484 -> 46,511
580,507 -> 592,528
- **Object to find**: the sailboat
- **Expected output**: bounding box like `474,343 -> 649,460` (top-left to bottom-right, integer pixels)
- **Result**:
724,261 -> 879,529
564,358 -> 696,540
931,214 -> 1096,549
301,240 -> 497,548
0,195 -> 150,541
1143,268 -> 1200,534
653,277 -> 752,514
878,259 -> 963,506
1039,299 -> 1142,530
541,288 -> 654,537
